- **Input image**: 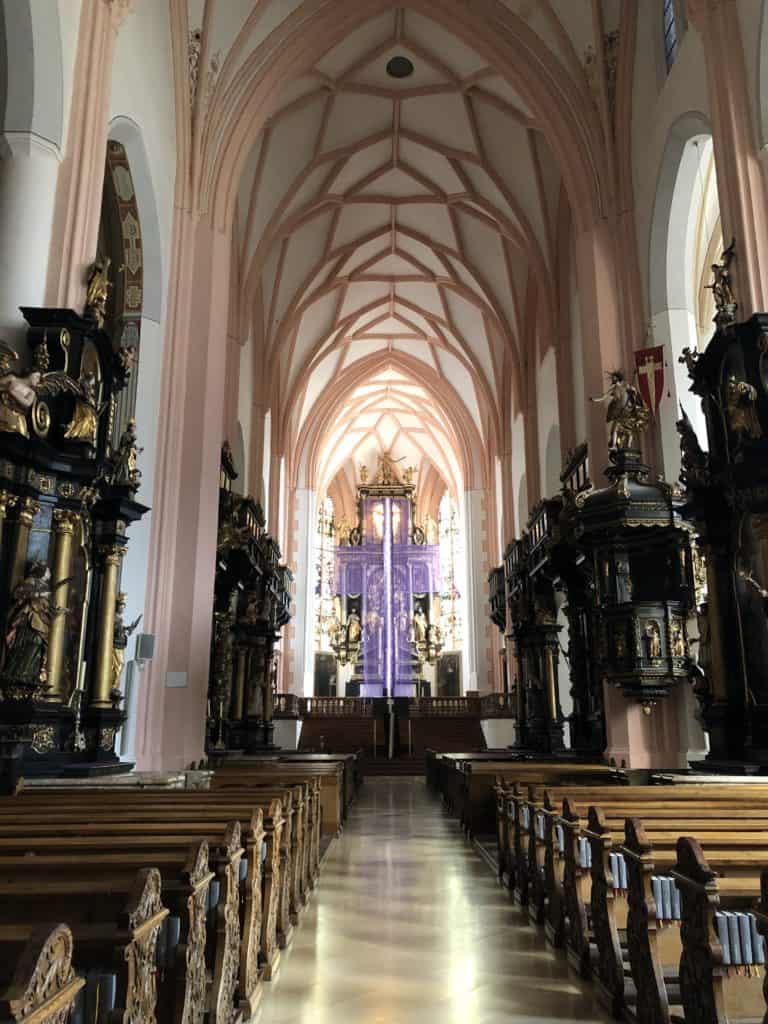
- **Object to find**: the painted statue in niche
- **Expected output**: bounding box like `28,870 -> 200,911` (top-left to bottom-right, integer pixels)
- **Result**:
3,563 -> 56,682
64,372 -> 105,444
412,602 -> 428,643
644,620 -> 662,660
345,612 -> 362,646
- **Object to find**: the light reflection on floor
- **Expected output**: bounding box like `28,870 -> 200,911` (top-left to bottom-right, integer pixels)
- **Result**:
254,777 -> 611,1024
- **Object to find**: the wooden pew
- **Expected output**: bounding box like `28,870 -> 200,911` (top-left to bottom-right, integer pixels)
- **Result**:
4,788 -> 286,1004
0,866 -> 168,1023
212,762 -> 341,839
0,923 -> 84,1024
620,824 -> 768,1023
536,785 -> 768,1019
462,761 -> 625,839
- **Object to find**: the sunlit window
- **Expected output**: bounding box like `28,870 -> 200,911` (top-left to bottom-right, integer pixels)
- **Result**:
438,491 -> 463,650
314,496 -> 336,650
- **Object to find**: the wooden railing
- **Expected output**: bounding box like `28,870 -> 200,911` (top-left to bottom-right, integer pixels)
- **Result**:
298,697 -> 375,717
274,692 -> 300,718
410,697 -> 481,717
273,693 -> 516,718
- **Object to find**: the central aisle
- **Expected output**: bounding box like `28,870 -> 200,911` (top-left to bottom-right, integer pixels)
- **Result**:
256,778 -> 611,1024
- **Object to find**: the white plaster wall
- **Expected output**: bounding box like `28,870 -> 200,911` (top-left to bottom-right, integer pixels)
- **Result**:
461,490 -> 489,692
106,4 -> 176,746
237,335 -> 253,494
632,4 -> 710,320
274,720 -> 301,750
481,718 -> 515,748
291,487 -> 318,697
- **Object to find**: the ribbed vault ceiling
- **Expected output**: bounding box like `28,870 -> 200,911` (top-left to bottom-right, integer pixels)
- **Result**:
214,2 -> 605,494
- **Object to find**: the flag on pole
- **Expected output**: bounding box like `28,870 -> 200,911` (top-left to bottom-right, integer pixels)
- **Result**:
634,345 -> 665,418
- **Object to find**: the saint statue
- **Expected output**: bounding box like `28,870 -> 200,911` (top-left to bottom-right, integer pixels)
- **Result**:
3,563 -> 57,684
412,602 -> 428,643
345,611 -> 362,646
424,514 -> 438,545
111,593 -> 141,702
378,450 -> 405,484
84,258 -> 112,327
644,620 -> 662,660
111,418 -> 143,491
590,370 -> 650,450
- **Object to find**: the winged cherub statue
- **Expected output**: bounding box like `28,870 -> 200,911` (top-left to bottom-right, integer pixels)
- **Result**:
0,341 -> 82,438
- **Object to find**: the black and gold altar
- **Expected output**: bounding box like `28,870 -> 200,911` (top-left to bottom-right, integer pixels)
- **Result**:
0,307 -> 148,791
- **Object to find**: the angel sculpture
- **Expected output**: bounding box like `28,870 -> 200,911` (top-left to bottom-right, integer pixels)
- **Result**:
706,239 -> 737,320
0,341 -> 82,438
590,370 -> 650,450
111,592 -> 141,701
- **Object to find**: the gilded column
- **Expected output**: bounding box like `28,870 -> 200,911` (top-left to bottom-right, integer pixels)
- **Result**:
231,647 -> 247,721
44,510 -> 79,701
10,498 -> 39,590
90,544 -> 126,708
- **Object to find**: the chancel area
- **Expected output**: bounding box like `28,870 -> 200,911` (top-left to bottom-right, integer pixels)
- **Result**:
7,1 -> 768,1022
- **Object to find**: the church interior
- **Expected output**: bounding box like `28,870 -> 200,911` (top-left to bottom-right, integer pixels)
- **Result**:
7,0 -> 768,1021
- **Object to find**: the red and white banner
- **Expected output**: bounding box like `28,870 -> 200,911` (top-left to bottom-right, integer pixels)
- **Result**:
634,345 -> 665,418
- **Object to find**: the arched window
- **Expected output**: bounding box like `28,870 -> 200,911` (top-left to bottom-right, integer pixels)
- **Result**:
314,495 -> 336,651
438,491 -> 462,650
649,115 -> 720,481
663,0 -> 679,72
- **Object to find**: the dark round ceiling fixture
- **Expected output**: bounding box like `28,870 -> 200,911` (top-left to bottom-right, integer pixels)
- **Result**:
386,55 -> 414,79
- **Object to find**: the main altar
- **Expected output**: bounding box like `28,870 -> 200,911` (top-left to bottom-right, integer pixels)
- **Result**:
325,455 -> 445,697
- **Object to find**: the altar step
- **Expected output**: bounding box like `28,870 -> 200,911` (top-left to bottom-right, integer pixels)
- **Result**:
297,715 -> 486,756
363,757 -> 426,776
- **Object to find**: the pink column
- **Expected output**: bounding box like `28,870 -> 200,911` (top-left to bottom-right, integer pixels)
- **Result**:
686,0 -> 768,315
249,401 -> 267,504
574,220 -> 626,478
46,0 -> 132,310
134,211 -> 231,771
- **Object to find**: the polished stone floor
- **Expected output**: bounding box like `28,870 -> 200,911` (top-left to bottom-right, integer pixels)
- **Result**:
255,777 -> 611,1024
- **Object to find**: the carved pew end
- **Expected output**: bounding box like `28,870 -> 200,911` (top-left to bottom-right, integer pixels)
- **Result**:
0,923 -> 85,1024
